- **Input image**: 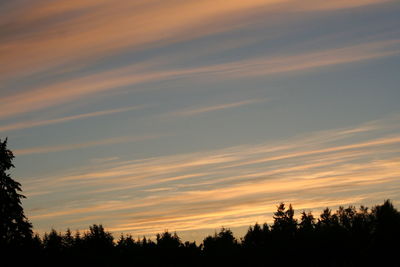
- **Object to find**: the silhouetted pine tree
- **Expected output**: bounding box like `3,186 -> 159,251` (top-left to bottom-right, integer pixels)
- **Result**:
243,223 -> 270,248
272,203 -> 297,236
0,138 -> 32,250
203,228 -> 239,266
370,200 -> 400,265
271,202 -> 297,261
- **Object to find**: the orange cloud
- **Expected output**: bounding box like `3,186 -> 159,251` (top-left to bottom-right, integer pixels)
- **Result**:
1,0 -> 396,120
2,39 -> 399,120
0,0 -> 281,80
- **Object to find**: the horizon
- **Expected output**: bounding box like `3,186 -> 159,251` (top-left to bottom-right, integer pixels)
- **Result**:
25,200 -> 397,244
1,0 -> 400,243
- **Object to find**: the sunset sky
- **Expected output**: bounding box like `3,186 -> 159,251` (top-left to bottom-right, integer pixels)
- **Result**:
1,0 -> 400,242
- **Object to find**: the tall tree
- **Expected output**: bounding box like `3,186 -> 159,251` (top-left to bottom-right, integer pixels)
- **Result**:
272,203 -> 297,236
243,223 -> 270,248
157,231 -> 182,249
299,211 -> 315,232
83,224 -> 114,250
0,138 -> 32,248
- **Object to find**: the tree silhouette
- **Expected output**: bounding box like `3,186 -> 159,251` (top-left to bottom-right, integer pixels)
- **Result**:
203,227 -> 237,252
3,136 -> 400,266
156,231 -> 182,249
63,228 -> 74,249
0,138 -> 32,249
299,211 -> 315,233
43,229 -> 63,254
203,227 -> 239,266
242,222 -> 270,248
8,200 -> 398,267
83,224 -> 114,250
370,200 -> 400,265
372,200 -> 400,242
80,224 -> 114,266
155,231 -> 183,266
271,203 -> 297,242
242,223 -> 270,266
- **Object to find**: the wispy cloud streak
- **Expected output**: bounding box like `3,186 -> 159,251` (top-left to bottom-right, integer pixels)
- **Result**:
24,115 -> 400,238
15,135 -> 160,156
2,39 -> 399,120
0,105 -> 142,132
163,98 -> 268,118
2,0 -> 389,80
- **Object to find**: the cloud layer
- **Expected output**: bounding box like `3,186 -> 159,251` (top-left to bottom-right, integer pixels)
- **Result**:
23,115 -> 400,239
2,0 -> 399,242
1,0 -> 398,120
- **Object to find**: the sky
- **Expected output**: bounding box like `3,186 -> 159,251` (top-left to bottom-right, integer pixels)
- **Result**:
1,0 -> 400,242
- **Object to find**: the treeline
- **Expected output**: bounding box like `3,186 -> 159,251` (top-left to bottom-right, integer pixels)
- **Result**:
1,139 -> 400,266
7,201 -> 400,267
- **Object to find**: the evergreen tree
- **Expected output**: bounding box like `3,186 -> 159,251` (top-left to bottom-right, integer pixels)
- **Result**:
74,230 -> 83,248
63,228 -> 74,249
83,224 -> 114,250
299,211 -> 315,233
372,200 -> 400,245
43,229 -> 63,254
0,138 -> 32,248
272,203 -> 297,236
203,227 -> 239,265
243,223 -> 270,248
156,231 -> 182,249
